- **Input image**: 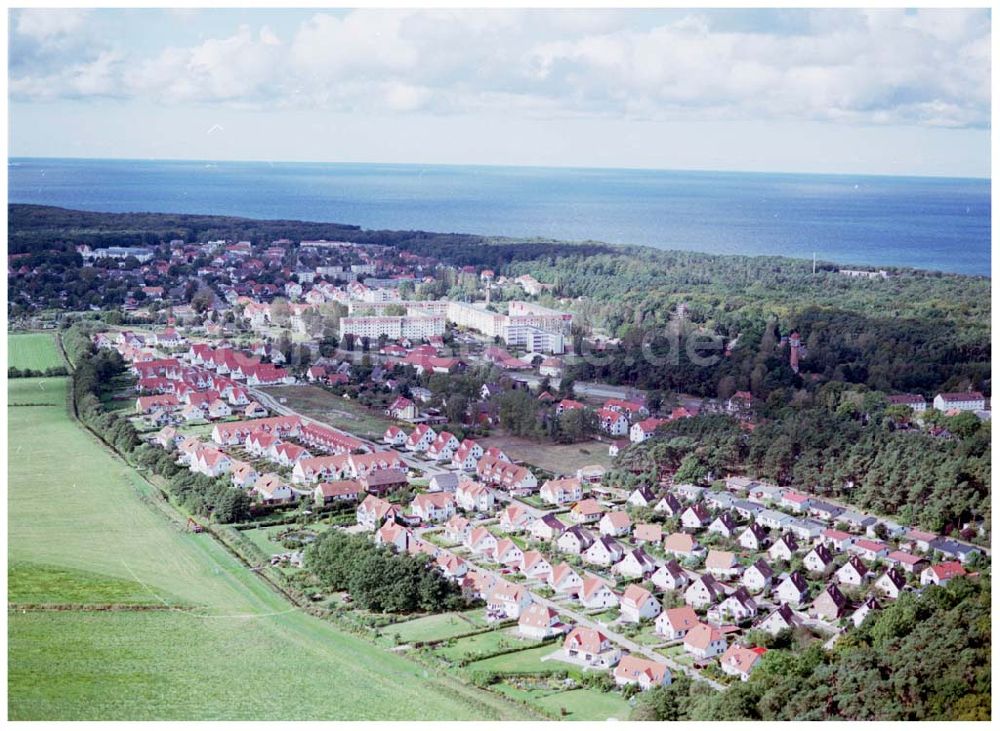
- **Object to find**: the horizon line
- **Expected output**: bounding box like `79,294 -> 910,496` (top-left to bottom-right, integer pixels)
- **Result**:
8,154 -> 991,183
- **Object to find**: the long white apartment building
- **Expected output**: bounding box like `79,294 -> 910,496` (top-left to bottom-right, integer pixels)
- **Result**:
447,301 -> 572,336
347,300 -> 451,317
446,300 -> 571,352
339,315 -> 446,341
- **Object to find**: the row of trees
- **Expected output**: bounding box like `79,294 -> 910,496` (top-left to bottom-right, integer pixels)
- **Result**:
304,530 -> 466,614
66,322 -> 252,524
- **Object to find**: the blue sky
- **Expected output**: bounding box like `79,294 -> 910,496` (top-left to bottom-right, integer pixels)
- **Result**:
7,8 -> 991,177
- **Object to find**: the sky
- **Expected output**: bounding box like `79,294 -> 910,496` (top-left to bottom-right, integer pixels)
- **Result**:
7,7 -> 992,178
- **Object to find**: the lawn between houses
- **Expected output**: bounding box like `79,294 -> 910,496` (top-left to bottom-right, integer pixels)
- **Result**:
7,376 -> 538,722
380,611 -> 638,721
259,383 -> 397,440
480,434 -> 612,475
8,332 -> 64,371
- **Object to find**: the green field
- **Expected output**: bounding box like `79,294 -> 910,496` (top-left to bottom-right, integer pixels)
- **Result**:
481,434 -> 611,474
260,384 -> 396,440
7,376 -> 538,721
238,527 -> 290,557
533,687 -> 633,721
432,627 -> 539,663
386,611 -> 489,644
8,563 -> 176,607
8,332 -> 63,371
464,642 -> 563,673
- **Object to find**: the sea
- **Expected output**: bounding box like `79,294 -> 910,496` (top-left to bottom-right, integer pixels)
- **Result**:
8,157 -> 991,276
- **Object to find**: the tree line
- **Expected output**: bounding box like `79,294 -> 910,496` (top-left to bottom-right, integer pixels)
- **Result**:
304,529 -> 466,614
65,321 -> 252,524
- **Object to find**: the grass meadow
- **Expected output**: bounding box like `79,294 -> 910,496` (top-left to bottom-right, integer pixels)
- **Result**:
8,332 -> 63,371
7,377 -> 537,721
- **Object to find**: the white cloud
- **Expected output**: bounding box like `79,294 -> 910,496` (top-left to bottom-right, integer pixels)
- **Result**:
8,8 -> 991,129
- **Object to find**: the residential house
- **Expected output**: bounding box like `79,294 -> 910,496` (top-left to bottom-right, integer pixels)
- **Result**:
583,536 -> 625,567
486,580 -> 532,620
720,645 -> 766,682
680,503 -> 711,530
683,622 -> 727,660
557,526 -> 596,555
252,473 -> 295,505
803,544 -> 835,575
428,472 -> 460,493
742,560 -> 775,594
932,391 -> 986,412
775,571 -> 810,607
498,504 -> 533,533
383,425 -> 407,446
520,551 -> 552,580
627,485 -> 658,508
850,595 -> 882,628
747,483 -> 783,505
455,481 -> 495,513
629,418 -> 667,444
578,576 -> 619,609
451,439 -> 484,471
633,523 -> 664,546
739,523 -> 771,551
563,627 -> 621,668
921,562 -> 967,587
620,584 -> 662,623
426,431 -> 461,462
685,574 -> 727,609
705,550 -> 742,580
850,538 -> 890,562
612,548 -> 658,580
596,407 -> 629,436
655,605 -> 700,640
885,550 -> 928,574
386,395 -> 418,421
356,494 -> 397,530
464,526 -> 499,556
530,513 -> 566,543
548,562 -> 584,594
836,556 -> 871,587
819,528 -> 855,553
708,512 -> 739,539
599,511 -> 632,538
493,538 -> 524,567
663,532 -> 702,561
411,493 -> 456,523
614,655 -> 671,690
313,480 -> 362,505
756,603 -> 802,636
570,499 -> 606,524
540,476 -> 584,506
780,491 -> 812,513
768,534 -> 799,563
444,515 -> 472,544
651,560 -> 690,592
653,493 -> 683,517
376,522 -> 414,553
518,604 -> 566,640
811,583 -> 848,621
405,424 -> 436,452
709,587 -> 758,623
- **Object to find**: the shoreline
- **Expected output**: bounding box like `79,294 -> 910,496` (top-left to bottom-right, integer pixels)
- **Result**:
8,202 -> 991,279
